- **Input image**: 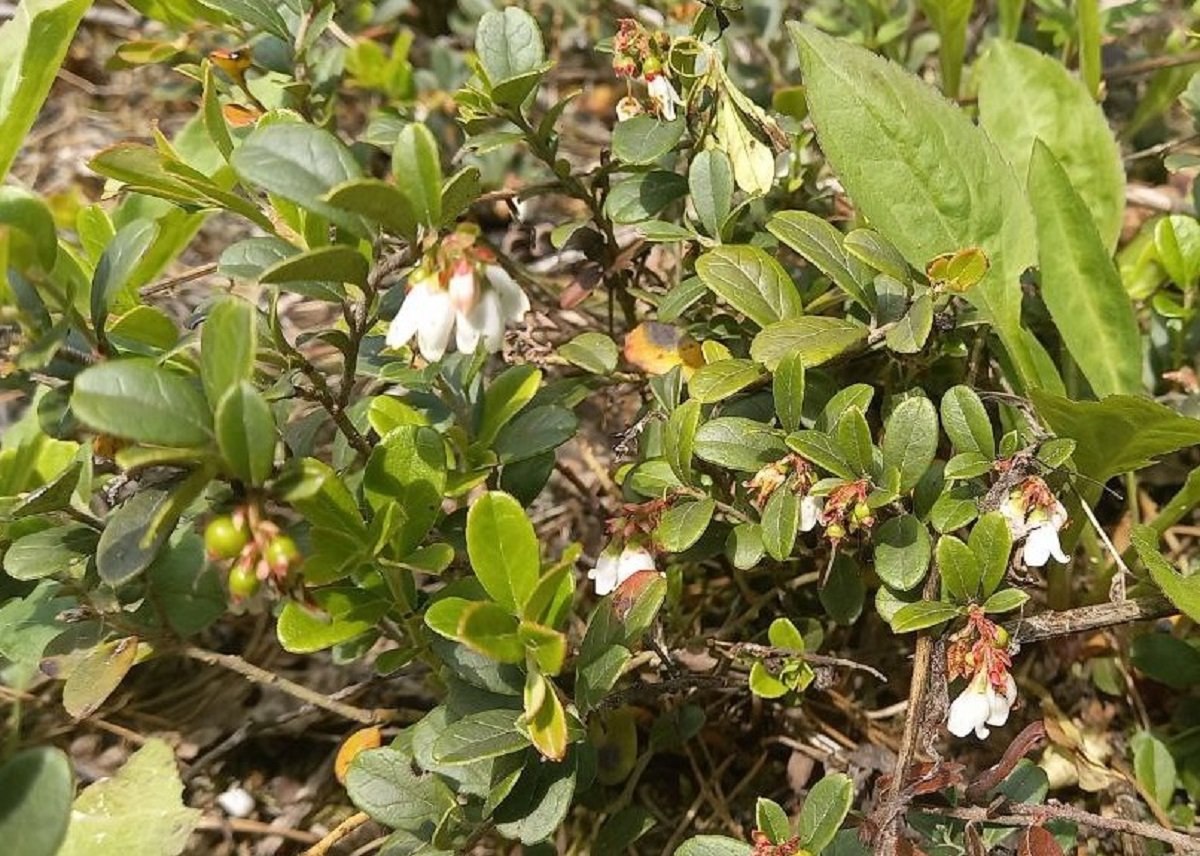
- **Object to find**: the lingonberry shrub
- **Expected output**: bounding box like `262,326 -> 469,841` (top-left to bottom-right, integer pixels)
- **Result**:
2,1 -> 1200,854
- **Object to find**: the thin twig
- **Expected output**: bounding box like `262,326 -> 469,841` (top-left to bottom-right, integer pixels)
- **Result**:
926,802 -> 1200,852
181,646 -> 395,725
195,816 -> 322,845
302,811 -> 372,856
1002,596 -> 1176,645
140,263 -> 220,298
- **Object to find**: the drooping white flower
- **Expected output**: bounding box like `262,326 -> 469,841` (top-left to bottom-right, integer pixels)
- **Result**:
386,264 -> 528,362
1023,507 -> 1070,568
948,669 -> 994,739
646,73 -> 682,121
1000,479 -> 1071,568
588,540 -> 656,596
799,494 -> 823,533
386,272 -> 457,362
986,672 -> 1018,729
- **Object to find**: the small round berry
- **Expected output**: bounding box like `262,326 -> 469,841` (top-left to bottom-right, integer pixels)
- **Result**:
993,626 -> 1010,648
205,515 -> 249,560
264,535 -> 300,571
228,562 -> 261,599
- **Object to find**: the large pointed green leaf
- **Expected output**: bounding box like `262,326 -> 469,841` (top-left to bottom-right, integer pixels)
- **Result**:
789,23 -> 1037,378
1027,142 -> 1142,398
977,40 -> 1124,250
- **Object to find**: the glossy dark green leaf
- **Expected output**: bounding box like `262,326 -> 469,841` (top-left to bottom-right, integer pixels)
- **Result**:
90,219 -> 159,332
656,498 -> 715,552
231,123 -> 368,236
200,296 -> 256,408
613,115 -> 684,165
605,171 -> 689,224
873,515 -> 931,591
694,417 -> 788,472
260,244 -> 369,288
689,149 -> 734,237
881,395 -> 938,491
940,385 -> 994,458
937,534 -> 981,603
215,381 -> 276,486
324,178 -> 417,240
363,425 -> 447,556
72,359 -> 213,448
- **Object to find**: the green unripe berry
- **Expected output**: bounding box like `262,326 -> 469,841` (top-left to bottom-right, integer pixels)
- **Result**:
228,562 -> 261,599
205,515 -> 249,560
265,535 -> 300,571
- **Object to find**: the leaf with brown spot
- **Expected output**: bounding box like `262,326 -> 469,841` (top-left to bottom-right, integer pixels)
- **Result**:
1019,826 -> 1066,856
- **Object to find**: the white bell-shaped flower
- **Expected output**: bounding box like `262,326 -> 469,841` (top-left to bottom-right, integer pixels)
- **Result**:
799,494 -> 824,533
386,272 -> 457,362
587,540 -> 655,596
947,670 -> 995,739
386,265 -> 528,362
1022,502 -> 1069,567
986,672 -> 1018,729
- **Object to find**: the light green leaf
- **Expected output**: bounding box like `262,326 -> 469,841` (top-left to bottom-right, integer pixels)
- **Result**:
0,747 -> 73,856
1028,142 -> 1141,398
665,398 -> 701,485
57,739 -> 200,856
891,599 -> 962,632
674,835 -> 753,856
1132,731 -> 1177,810
798,772 -> 854,853
977,40 -> 1124,250
346,745 -> 457,832
558,332 -> 618,374
475,6 -> 545,84
694,417 -> 788,472
689,149 -> 734,237
767,210 -> 871,309
881,395 -> 938,491
260,245 -> 369,288
200,296 -> 256,408
478,365 -> 542,445
91,219 -> 159,332
937,534 -> 981,603
750,317 -> 866,371
277,588 -> 388,653
1031,392 -> 1200,483
1132,525 -> 1200,622
689,359 -> 764,403
431,709 -> 528,765
363,425 -> 447,555
4,524 -> 96,580
0,0 -> 91,181
656,498 -> 716,552
940,385 -> 995,458
695,245 -> 803,328
231,123 -> 367,237
970,512 -> 1014,598
874,515 -> 931,591
0,187 -> 58,270
467,491 -> 540,614
772,351 -> 806,433
761,487 -> 800,561
62,636 -> 139,719
324,178 -> 417,241
605,171 -> 689,224
789,23 -> 1036,362
392,123 -> 442,228
981,588 -> 1029,613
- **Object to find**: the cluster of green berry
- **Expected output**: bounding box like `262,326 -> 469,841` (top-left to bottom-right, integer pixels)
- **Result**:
203,508 -> 300,600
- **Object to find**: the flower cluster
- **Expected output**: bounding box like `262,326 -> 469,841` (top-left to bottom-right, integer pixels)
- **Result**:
818,479 -> 875,545
386,224 -> 529,362
999,475 -> 1070,568
612,18 -> 683,121
750,830 -> 803,856
745,454 -> 823,531
946,607 -> 1017,740
588,499 -> 669,596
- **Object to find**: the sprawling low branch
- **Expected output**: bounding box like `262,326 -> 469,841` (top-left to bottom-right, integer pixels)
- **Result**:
1003,596 -> 1176,645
